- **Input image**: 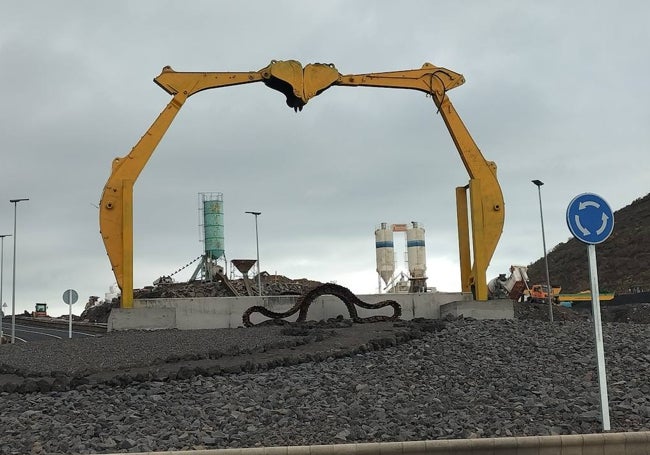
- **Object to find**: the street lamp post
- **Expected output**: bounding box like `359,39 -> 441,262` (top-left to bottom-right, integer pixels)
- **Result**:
0,234 -> 11,343
531,181 -> 553,323
245,211 -> 262,296
10,198 -> 29,343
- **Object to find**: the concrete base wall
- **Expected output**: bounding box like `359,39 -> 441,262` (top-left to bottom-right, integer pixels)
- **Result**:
107,292 -> 513,332
108,308 -> 176,331
440,299 -> 514,320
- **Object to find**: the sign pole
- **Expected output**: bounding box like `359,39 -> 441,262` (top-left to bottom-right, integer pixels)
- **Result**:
62,289 -> 78,339
0,303 -> 5,342
68,293 -> 73,339
566,192 -> 614,433
0,303 -> 4,343
587,244 -> 610,430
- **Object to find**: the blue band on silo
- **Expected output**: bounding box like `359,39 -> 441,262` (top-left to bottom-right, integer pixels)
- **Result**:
407,240 -> 425,247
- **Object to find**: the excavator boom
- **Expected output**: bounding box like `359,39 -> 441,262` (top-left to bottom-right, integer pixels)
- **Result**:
332,65 -> 504,298
100,60 -> 504,307
100,67 -> 265,306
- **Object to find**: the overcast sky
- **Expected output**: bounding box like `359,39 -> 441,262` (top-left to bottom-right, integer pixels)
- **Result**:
1,1 -> 648,317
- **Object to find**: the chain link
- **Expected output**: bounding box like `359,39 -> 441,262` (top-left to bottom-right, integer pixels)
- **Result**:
168,255 -> 202,277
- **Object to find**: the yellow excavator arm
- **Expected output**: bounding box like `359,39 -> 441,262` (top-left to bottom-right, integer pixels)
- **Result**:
100,60 -> 503,308
332,65 -> 504,299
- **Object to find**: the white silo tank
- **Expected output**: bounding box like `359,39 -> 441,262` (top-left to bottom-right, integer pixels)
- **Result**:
407,222 -> 426,279
375,223 -> 395,285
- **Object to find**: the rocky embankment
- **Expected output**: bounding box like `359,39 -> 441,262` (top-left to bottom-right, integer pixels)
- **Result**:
0,311 -> 648,454
79,274 -> 324,323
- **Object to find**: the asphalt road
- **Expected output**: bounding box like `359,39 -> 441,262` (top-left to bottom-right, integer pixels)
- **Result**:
0,318 -> 101,343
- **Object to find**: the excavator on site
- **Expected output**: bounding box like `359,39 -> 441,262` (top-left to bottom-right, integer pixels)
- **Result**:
99,60 -> 505,308
32,303 -> 48,318
524,284 -> 563,304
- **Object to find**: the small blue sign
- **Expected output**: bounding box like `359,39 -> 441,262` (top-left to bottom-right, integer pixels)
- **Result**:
566,193 -> 614,244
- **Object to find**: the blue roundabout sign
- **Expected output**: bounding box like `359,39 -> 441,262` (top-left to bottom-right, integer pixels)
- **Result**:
566,193 -> 614,244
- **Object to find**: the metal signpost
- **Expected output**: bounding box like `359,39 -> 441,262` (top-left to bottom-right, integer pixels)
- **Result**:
63,289 -> 79,339
532,180 -> 554,322
0,303 -> 6,343
0,234 -> 10,343
10,198 -> 29,344
566,192 -> 614,431
245,211 -> 262,296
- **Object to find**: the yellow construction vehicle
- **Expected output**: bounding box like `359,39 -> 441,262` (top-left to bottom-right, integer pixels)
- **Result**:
32,303 -> 48,318
524,284 -> 562,304
100,60 -> 504,308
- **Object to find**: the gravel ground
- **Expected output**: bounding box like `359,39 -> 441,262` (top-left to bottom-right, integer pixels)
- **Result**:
0,317 -> 648,454
0,320 -> 424,392
0,324 -> 331,378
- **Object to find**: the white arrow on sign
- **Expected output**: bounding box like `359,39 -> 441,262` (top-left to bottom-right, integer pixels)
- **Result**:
576,211 -> 610,237
596,213 -> 610,235
579,200 -> 601,210
575,215 -> 590,235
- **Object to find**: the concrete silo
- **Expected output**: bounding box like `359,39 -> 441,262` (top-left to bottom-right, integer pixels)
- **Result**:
406,221 -> 427,292
191,192 -> 226,281
375,222 -> 395,288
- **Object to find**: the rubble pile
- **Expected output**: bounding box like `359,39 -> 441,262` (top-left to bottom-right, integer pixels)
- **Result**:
514,302 -> 588,322
78,275 -> 324,323
79,298 -> 119,323
259,274 -> 325,294
133,274 -> 324,299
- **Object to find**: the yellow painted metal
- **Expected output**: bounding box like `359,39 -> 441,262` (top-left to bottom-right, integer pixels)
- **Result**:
558,292 -> 615,302
334,64 -> 504,300
100,60 -> 504,307
469,179 -> 488,300
455,186 -> 471,293
304,63 -> 340,100
154,65 -> 263,96
260,60 -> 340,110
100,68 -> 264,308
121,180 -> 134,308
99,93 -> 188,308
336,62 -> 466,94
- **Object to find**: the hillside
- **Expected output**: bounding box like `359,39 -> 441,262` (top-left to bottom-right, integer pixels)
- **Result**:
526,193 -> 650,293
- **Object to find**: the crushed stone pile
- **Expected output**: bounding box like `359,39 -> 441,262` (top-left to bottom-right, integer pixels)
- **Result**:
79,275 -> 324,323
0,317 -> 648,454
134,274 -> 323,299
